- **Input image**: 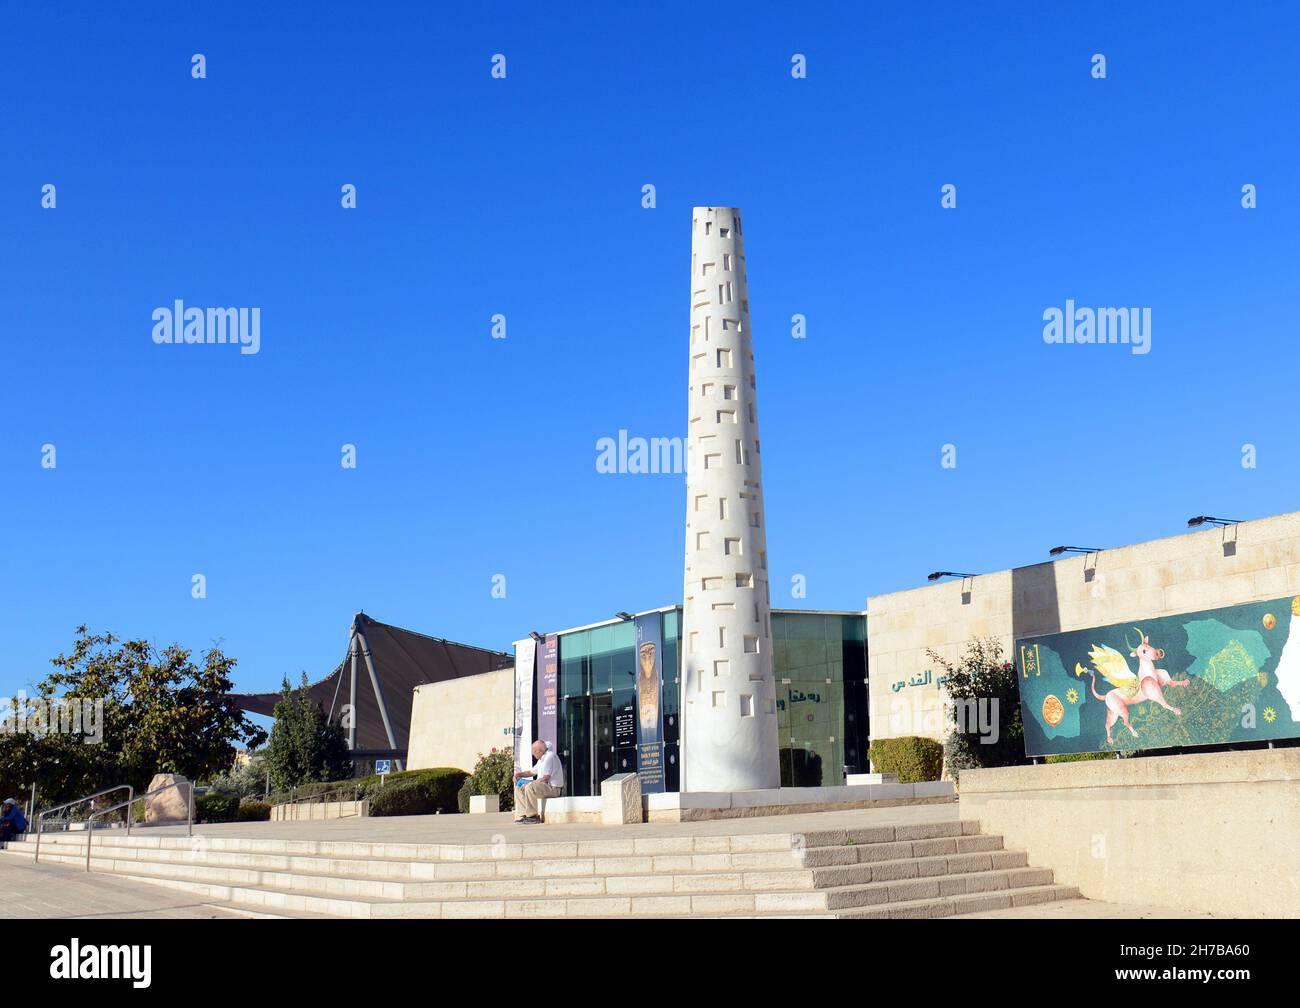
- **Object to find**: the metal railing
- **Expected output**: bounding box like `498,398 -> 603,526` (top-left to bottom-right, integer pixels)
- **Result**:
85,780 -> 194,871
287,783 -> 361,806
271,783 -> 364,818
34,785 -> 133,864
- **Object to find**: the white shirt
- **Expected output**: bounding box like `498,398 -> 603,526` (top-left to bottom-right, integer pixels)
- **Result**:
529,750 -> 565,789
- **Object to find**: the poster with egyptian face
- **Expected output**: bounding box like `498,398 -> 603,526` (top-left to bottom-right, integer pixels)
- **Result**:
1015,595 -> 1300,756
638,641 -> 659,732
634,613 -> 665,792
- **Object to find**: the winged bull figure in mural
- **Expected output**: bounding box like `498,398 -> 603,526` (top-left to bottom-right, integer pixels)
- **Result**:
1074,628 -> 1191,744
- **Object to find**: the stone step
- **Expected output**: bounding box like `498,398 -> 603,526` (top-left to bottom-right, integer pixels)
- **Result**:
110,871 -> 839,918
12,848 -> 821,901
5,828 -> 1010,889
794,832 -> 1004,867
8,817 -> 1065,920
16,817 -> 982,863
821,866 -> 1059,912
12,830 -> 804,863
5,840 -> 819,880
811,848 -> 1028,888
5,844 -> 1048,912
795,819 -> 983,848
111,863 -> 1067,919
12,819 -> 992,875
836,884 -> 1082,919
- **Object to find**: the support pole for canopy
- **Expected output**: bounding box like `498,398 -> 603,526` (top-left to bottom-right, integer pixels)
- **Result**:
358,626 -> 403,771
348,634 -> 359,751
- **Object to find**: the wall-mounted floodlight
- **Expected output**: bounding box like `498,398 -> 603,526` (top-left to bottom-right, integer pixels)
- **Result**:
528,631 -> 543,642
1049,546 -> 1103,556
927,571 -> 976,582
1187,516 -> 1242,528
615,612 -> 634,621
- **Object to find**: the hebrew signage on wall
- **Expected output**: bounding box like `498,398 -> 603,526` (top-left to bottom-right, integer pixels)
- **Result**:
1016,595 -> 1300,757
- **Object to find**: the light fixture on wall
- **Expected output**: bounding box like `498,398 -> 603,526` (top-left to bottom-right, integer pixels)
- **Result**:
1048,546 -> 1102,556
615,611 -> 634,621
1188,516 -> 1243,557
926,571 -> 975,582
528,631 -> 543,642
1186,516 -> 1242,528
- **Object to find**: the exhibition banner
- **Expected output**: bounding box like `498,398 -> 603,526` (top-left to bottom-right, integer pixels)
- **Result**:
513,637 -> 535,760
634,613 -> 666,792
536,633 -> 559,752
1016,595 -> 1300,756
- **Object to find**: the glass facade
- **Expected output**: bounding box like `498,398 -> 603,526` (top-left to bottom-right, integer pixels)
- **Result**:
552,607 -> 867,797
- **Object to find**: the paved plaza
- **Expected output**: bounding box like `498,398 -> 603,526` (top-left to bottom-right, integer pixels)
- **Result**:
0,858 -> 251,919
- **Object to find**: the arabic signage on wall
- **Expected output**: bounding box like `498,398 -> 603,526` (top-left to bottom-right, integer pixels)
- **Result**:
1016,595 -> 1300,757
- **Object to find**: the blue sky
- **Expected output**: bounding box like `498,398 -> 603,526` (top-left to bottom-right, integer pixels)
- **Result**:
2,1 -> 1298,699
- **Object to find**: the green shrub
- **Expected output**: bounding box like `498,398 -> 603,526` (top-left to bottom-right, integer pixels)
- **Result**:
942,731 -> 980,779
456,775 -> 474,814
236,800 -> 271,821
265,768 -> 469,813
929,639 -> 1028,771
464,749 -> 515,813
194,791 -> 240,824
366,768 -> 468,817
867,736 -> 944,783
1044,751 -> 1118,763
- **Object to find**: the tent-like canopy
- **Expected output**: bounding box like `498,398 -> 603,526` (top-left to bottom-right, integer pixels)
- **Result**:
232,613 -> 513,758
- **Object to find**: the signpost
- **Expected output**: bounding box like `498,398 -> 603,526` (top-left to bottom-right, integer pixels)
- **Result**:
374,759 -> 391,787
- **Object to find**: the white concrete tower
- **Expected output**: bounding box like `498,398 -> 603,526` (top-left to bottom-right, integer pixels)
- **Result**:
681,206 -> 780,792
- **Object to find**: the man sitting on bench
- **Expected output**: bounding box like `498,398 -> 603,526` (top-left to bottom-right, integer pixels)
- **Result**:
513,739 -> 565,824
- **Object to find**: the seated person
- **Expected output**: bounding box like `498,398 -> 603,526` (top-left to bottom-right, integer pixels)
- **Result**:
0,798 -> 27,843
512,739 -> 565,824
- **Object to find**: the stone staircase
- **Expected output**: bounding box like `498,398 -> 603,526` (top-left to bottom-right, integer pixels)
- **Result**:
2,819 -> 1078,919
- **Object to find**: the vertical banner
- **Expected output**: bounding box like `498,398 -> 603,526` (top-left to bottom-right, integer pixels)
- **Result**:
536,633 -> 559,753
513,638 -> 536,764
634,614 -> 666,792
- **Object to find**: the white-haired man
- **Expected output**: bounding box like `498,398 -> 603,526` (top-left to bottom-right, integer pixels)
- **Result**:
513,739 -> 565,824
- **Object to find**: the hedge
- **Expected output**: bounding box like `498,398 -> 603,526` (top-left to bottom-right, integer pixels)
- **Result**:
265,768 -> 469,815
866,736 -> 944,783
237,800 -> 271,821
1044,751 -> 1118,763
368,768 -> 468,817
194,792 -> 240,824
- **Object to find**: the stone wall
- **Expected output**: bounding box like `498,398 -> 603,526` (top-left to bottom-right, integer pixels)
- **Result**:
407,667 -> 515,773
959,748 -> 1300,918
867,510 -> 1300,746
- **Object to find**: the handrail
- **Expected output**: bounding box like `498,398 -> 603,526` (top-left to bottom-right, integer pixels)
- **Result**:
34,785 -> 133,864
266,782 -> 363,808
85,780 -> 194,871
286,784 -> 360,806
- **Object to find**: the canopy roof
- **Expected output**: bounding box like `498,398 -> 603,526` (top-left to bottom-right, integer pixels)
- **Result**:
232,613 -> 513,753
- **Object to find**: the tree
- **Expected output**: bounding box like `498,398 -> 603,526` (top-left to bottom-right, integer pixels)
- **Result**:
0,627 -> 267,808
265,674 -> 352,791
928,638 -> 1028,774
207,748 -> 269,799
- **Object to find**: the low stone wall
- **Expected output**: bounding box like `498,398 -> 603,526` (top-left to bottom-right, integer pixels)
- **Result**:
959,748 -> 1300,918
270,799 -> 368,822
538,782 -> 955,824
